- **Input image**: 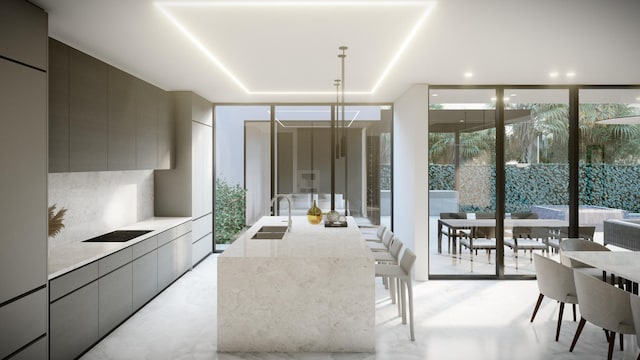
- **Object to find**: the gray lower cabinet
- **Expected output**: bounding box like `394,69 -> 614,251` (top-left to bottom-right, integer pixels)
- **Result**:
98,264 -> 133,337
176,233 -> 193,276
133,250 -> 158,310
8,336 -> 47,360
50,282 -> 99,360
49,222 -> 191,359
157,240 -> 176,290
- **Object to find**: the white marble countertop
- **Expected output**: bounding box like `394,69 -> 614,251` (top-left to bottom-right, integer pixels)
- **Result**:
220,216 -> 374,259
48,217 -> 191,279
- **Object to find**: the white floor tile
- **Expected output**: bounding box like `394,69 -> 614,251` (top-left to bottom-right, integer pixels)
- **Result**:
81,254 -> 640,360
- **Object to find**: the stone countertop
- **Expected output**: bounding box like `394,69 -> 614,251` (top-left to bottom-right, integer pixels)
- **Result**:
220,216 -> 374,259
48,217 -> 191,280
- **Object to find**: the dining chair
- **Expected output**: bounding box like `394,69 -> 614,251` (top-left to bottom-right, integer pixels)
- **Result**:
628,293 -> 640,360
368,228 -> 393,252
505,213 -> 548,269
547,226 -> 596,253
440,212 -> 468,253
375,248 -> 417,341
570,270 -> 635,360
531,254 -> 578,341
559,238 -> 611,282
459,212 -> 496,265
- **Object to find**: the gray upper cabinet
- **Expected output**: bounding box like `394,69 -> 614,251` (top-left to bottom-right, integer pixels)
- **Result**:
136,80 -> 159,169
0,0 -> 47,70
108,66 -> 137,170
157,90 -> 174,170
49,41 -> 174,172
69,47 -> 108,171
49,38 -> 70,173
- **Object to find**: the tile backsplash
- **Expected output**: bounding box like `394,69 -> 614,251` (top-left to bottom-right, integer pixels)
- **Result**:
48,170 -> 154,246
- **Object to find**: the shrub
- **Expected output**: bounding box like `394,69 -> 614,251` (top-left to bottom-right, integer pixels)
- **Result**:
214,177 -> 247,244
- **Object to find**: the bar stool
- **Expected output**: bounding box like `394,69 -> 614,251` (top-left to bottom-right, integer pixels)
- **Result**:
375,248 -> 417,341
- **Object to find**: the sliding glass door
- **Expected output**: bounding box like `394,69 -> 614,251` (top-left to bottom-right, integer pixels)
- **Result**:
503,89 -> 569,275
428,88 -> 497,275
428,85 -> 640,278
578,89 -> 640,249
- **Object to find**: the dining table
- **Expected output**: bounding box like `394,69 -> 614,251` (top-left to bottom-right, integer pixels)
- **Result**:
437,218 -> 568,254
561,250 -> 640,293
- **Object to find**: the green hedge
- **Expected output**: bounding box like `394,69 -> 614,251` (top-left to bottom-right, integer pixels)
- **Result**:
214,177 -> 247,244
429,164 -> 640,213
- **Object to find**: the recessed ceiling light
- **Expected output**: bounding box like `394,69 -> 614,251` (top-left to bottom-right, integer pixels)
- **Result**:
510,93 -> 517,97
459,119 -> 465,123
503,97 -> 510,101
464,72 -> 473,78
636,97 -> 640,101
490,97 -> 497,101
431,93 -> 438,97
566,72 -> 576,78
549,72 -> 559,78
156,1 -> 437,96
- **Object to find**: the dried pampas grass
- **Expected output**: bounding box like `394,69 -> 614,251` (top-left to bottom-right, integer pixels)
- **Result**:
48,204 -> 67,238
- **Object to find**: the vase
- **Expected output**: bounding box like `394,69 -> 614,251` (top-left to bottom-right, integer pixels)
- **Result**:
307,200 -> 323,224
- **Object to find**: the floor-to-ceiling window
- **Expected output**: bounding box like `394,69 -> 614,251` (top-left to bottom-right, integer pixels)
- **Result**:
214,103 -> 393,250
428,85 -> 639,279
273,104 -> 392,229
503,89 -> 569,275
578,88 -> 640,245
428,88 -> 497,275
214,105 -> 270,251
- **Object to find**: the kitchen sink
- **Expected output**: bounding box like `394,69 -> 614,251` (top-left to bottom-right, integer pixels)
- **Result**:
257,226 -> 288,233
83,230 -> 153,243
250,225 -> 288,240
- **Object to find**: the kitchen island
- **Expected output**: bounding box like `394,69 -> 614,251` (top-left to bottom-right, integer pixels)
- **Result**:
217,216 -> 375,352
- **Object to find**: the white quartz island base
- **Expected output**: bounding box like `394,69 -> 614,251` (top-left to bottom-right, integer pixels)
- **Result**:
217,216 -> 375,352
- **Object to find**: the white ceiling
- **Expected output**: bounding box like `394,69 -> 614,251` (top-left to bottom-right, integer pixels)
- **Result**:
32,0 -> 640,104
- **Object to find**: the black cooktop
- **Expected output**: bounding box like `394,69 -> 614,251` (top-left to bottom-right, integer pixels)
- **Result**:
83,230 -> 152,243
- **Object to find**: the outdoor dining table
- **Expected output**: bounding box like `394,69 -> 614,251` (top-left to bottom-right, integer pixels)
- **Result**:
562,250 -> 640,294
437,218 -> 568,254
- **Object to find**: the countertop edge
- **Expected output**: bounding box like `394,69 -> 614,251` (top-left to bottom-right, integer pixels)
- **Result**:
48,217 -> 192,280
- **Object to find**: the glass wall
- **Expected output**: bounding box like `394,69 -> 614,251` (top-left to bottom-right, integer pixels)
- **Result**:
273,105 -> 392,229
428,89 -> 497,275
503,89 -> 569,275
428,86 -> 640,278
214,105 -> 270,250
214,103 -> 393,250
578,89 -> 640,249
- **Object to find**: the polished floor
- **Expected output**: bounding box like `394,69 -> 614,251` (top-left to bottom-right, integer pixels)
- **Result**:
81,254 -> 639,360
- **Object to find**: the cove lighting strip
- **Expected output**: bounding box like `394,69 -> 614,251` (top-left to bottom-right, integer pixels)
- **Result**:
270,109 -> 361,127
155,1 -> 436,96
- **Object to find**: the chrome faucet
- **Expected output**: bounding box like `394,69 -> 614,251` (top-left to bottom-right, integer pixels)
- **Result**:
270,194 -> 292,232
